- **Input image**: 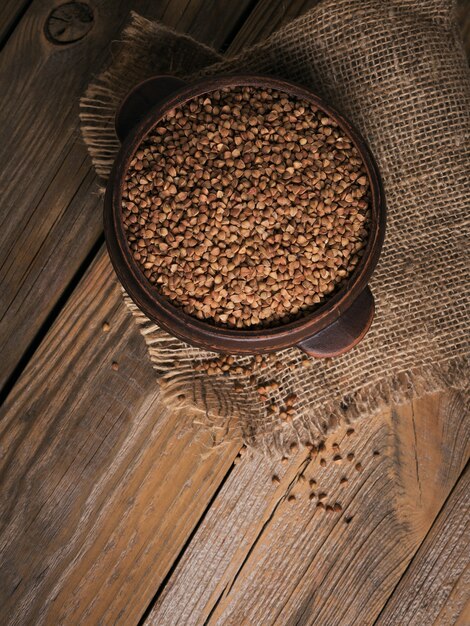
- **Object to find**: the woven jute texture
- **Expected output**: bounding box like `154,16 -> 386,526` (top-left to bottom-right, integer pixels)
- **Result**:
80,0 -> 470,453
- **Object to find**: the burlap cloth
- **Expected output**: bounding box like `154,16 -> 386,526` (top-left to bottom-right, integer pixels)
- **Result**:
80,0 -> 469,453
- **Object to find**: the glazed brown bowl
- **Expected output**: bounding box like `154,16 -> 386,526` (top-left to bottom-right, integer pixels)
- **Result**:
104,75 -> 386,357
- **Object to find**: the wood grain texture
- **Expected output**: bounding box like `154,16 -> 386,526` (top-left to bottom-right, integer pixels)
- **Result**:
0,250 -> 241,625
0,0 -> 255,393
0,2 -> 267,622
228,0 -> 322,54
376,464 -> 470,626
1,1 -> 469,625
146,393 -> 469,625
0,3 -> 320,623
0,0 -> 31,45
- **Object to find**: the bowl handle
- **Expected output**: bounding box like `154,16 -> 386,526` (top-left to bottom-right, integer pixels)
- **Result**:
296,287 -> 375,358
115,75 -> 187,142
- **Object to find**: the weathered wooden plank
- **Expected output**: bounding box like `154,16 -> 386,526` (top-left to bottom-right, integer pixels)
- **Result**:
0,2 -> 329,620
0,250 -> 241,625
228,0 -> 321,54
0,1 -> 269,621
2,2 -> 468,625
147,3 -> 470,621
0,0 -> 255,394
0,0 -> 31,46
376,465 -> 469,626
145,393 -> 469,625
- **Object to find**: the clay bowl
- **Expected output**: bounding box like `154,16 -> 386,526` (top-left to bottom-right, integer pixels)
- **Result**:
104,75 -> 386,357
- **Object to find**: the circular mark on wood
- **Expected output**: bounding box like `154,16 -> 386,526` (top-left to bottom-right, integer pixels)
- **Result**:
45,2 -> 94,44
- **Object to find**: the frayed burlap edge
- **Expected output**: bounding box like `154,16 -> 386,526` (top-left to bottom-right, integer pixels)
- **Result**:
124,290 -> 468,455
81,3 -> 470,455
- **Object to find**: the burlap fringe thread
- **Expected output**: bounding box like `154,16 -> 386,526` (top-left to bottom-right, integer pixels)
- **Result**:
124,288 -> 468,454
80,14 -> 222,179
81,2 -> 470,454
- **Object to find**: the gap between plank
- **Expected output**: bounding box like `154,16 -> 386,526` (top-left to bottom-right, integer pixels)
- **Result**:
142,448 -> 314,624
0,0 -> 262,408
218,454 -> 311,603
0,0 -> 35,53
136,451 -> 243,626
373,457 -> 470,625
201,479 -> 304,626
0,234 -> 104,407
218,0 -> 260,52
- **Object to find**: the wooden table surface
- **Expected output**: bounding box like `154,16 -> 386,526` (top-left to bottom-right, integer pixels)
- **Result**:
0,1 -> 469,624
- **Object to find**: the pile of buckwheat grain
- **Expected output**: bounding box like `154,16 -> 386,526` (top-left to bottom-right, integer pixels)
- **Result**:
122,86 -> 371,329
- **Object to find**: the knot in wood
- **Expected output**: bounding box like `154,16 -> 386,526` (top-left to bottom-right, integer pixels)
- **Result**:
45,2 -> 93,44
